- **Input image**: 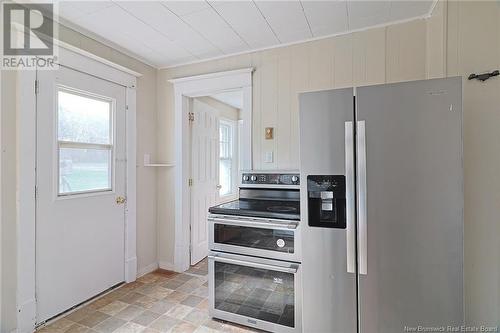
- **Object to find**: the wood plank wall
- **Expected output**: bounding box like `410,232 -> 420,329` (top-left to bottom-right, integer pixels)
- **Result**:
162,18 -> 429,171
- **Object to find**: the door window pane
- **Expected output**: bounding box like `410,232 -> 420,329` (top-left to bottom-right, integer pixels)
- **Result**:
57,87 -> 114,196
214,261 -> 295,328
58,90 -> 112,144
59,148 -> 111,194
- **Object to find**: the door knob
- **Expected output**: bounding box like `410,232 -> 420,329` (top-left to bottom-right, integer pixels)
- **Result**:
216,184 -> 222,189
116,196 -> 126,204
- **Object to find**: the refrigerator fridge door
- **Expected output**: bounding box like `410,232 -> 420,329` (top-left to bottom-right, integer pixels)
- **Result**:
356,77 -> 464,332
299,88 -> 357,333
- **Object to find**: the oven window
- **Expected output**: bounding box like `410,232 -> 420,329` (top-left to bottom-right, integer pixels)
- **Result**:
214,261 -> 295,328
214,224 -> 294,253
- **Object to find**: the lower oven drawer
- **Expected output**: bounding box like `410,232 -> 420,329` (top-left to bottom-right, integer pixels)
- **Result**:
208,252 -> 302,333
208,214 -> 301,262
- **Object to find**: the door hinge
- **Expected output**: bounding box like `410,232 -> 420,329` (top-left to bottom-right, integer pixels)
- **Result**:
34,79 -> 39,95
188,178 -> 193,187
188,112 -> 195,122
35,186 -> 39,199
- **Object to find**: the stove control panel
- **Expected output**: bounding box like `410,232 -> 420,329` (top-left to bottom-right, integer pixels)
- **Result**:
241,173 -> 300,186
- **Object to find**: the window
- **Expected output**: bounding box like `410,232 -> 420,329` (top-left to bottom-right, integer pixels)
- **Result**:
57,88 -> 114,195
219,120 -> 236,197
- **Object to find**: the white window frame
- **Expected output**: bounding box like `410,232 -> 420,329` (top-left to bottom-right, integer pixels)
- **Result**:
218,118 -> 238,200
56,86 -> 116,197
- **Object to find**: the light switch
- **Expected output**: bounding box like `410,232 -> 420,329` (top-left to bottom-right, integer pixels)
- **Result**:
264,151 -> 274,163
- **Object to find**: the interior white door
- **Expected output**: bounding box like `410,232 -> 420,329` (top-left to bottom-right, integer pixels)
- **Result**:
190,99 -> 219,265
36,65 -> 127,322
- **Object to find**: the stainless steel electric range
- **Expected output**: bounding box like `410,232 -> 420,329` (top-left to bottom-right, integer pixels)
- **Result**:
208,172 -> 302,333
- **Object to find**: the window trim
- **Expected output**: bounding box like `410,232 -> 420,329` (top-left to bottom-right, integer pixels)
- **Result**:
55,86 -> 116,197
218,118 -> 238,199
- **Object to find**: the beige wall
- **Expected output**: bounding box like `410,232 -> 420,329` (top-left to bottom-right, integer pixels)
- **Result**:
1,24 -> 159,331
429,1 -> 500,325
445,1 -> 500,325
158,1 -> 499,325
156,16 -> 429,267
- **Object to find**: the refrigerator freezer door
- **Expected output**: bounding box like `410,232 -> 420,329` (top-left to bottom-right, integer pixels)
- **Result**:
356,77 -> 464,332
299,88 -> 357,333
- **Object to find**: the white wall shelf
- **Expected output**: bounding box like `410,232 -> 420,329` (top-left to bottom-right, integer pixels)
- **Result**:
143,154 -> 175,167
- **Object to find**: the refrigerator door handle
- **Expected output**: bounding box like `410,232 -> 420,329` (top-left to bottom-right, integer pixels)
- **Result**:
357,120 -> 368,275
345,121 -> 356,274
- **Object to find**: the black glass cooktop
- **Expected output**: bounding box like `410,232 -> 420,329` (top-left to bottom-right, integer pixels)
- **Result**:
209,199 -> 300,221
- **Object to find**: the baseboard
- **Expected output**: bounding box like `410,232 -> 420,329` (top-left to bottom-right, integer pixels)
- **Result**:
137,262 -> 159,277
158,261 -> 176,272
17,298 -> 36,333
125,256 -> 137,283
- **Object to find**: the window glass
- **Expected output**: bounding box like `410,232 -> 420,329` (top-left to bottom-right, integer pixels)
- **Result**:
58,90 -> 111,144
219,159 -> 232,196
219,124 -> 231,159
59,148 -> 111,194
219,122 -> 233,196
57,88 -> 114,195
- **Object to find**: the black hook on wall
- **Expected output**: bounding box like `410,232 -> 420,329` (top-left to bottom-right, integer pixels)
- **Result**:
468,70 -> 499,82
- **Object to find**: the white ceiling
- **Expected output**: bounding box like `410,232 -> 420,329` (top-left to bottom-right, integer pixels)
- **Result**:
56,1 -> 435,68
210,90 -> 244,109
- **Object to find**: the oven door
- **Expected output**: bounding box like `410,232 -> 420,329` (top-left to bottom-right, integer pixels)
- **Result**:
208,252 -> 302,333
208,214 -> 301,262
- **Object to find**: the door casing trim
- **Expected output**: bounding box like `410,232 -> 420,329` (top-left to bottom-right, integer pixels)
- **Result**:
17,45 -> 139,332
169,68 -> 253,273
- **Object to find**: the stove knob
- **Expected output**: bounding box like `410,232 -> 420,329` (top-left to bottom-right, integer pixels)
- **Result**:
250,175 -> 257,182
291,176 -> 299,183
243,175 -> 249,181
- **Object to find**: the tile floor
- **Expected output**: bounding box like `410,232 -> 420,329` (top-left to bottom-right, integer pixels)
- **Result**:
37,259 -> 261,333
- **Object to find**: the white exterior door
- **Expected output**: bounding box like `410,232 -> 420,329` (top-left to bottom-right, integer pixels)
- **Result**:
36,65 -> 127,322
190,99 -> 219,265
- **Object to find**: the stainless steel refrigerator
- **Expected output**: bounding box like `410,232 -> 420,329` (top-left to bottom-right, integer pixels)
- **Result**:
299,77 -> 464,333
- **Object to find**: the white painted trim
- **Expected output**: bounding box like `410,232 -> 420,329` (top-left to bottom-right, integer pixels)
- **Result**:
125,86 -> 137,283
17,70 -> 38,333
17,47 -> 139,332
158,261 -> 176,272
137,262 -> 159,278
55,46 -> 137,88
56,40 -> 143,78
427,0 -> 440,18
169,68 -> 253,272
169,68 -> 253,84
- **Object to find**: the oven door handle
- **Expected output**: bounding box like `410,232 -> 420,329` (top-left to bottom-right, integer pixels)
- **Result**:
208,217 -> 298,230
208,255 -> 298,274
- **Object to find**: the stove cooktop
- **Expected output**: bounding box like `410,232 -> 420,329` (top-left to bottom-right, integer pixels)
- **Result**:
209,199 -> 300,221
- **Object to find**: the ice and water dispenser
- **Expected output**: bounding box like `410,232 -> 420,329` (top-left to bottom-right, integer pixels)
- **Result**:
307,175 -> 346,229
